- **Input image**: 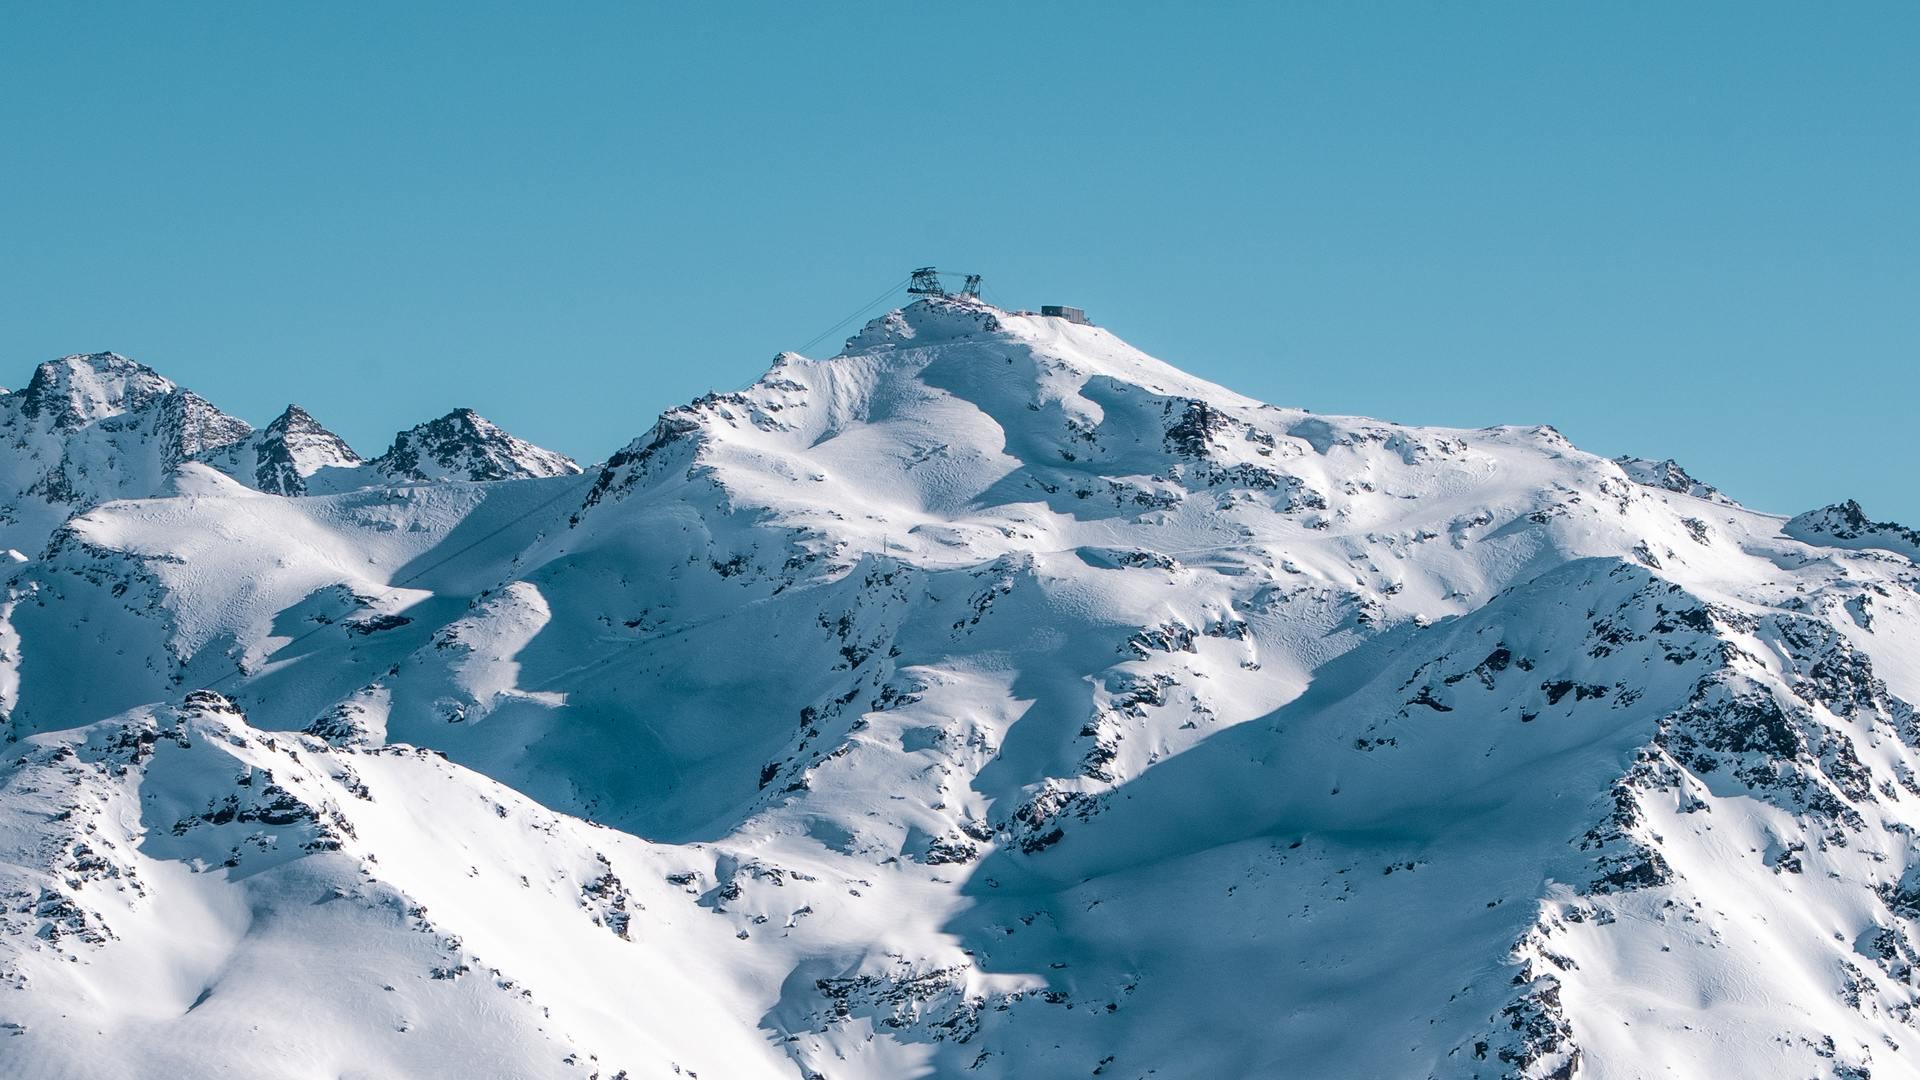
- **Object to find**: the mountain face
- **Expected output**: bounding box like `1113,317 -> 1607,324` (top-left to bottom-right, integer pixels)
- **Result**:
3,300 -> 1919,1079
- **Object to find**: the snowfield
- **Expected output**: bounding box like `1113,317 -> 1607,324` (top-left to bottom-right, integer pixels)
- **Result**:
4,300 -> 1920,1079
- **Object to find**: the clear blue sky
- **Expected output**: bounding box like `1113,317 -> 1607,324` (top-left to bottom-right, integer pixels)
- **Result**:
4,4 -> 1915,522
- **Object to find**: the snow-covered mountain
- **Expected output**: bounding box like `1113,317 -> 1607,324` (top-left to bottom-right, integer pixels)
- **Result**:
200,404 -> 580,496
199,403 -> 364,496
0,353 -> 576,553
0,353 -> 253,554
4,300 -> 1920,1079
370,407 -> 581,483
1788,500 -> 1920,564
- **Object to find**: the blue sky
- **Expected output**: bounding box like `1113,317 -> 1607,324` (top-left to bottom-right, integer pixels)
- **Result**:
4,4 -> 1915,521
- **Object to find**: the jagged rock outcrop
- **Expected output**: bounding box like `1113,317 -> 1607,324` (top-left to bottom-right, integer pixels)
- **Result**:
1615,454 -> 1729,503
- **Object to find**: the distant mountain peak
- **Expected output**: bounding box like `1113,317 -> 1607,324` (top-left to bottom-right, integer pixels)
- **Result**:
0,353 -> 257,552
0,350 -> 590,555
237,403 -> 362,496
260,402 -> 354,451
1786,499 -> 1920,562
19,351 -> 177,430
267,402 -> 323,431
372,408 -> 579,483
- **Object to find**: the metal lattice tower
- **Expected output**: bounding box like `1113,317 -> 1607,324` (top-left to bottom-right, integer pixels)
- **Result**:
907,267 -> 946,298
960,274 -> 983,299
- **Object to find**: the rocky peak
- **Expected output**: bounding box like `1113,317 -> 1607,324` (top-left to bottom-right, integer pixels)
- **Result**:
0,352 -> 256,553
259,404 -> 358,459
1785,500 -> 1920,562
265,403 -> 326,437
371,408 -> 579,483
245,404 -> 362,495
16,352 -> 177,430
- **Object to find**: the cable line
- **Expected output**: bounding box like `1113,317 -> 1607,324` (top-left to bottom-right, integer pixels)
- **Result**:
794,275 -> 911,356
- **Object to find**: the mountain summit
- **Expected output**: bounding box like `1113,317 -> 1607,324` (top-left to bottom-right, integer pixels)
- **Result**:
3,300 -> 1918,1079
371,407 -> 581,482
18,352 -> 180,429
0,353 -> 253,551
202,403 -> 363,496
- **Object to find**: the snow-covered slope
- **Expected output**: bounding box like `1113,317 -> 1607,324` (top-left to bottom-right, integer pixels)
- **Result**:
5,299 -> 1920,1079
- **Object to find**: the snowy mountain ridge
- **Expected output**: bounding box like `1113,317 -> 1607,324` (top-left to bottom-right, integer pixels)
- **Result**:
0,352 -> 577,552
3,301 -> 1920,1079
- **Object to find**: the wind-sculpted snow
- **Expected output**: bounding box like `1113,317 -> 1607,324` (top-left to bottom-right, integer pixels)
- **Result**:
4,299 -> 1920,1078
